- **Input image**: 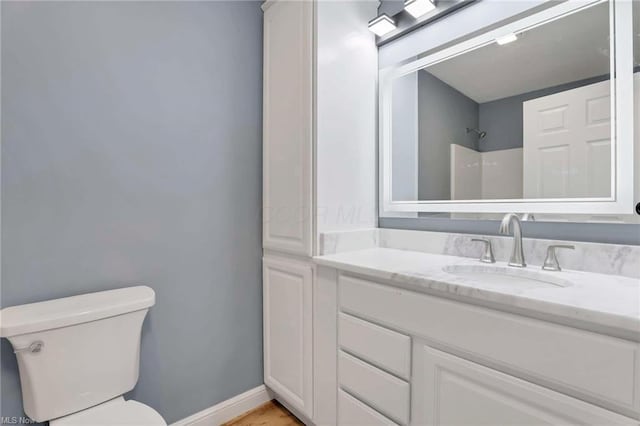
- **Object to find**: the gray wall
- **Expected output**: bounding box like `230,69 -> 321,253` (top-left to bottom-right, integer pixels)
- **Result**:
392,72 -> 419,201
418,70 -> 478,200
379,0 -> 405,18
1,2 -> 263,423
380,217 -> 640,245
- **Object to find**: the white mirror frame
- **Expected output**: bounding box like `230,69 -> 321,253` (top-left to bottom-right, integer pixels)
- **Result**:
379,0 -> 634,215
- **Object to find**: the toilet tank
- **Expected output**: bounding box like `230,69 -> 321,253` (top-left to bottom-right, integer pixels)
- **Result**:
0,286 -> 155,422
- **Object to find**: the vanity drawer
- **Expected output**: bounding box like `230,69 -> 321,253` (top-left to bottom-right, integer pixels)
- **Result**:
338,390 -> 398,426
339,351 -> 410,425
339,313 -> 411,380
339,275 -> 640,413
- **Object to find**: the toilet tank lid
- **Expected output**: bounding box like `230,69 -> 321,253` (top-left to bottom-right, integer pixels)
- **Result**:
0,286 -> 155,338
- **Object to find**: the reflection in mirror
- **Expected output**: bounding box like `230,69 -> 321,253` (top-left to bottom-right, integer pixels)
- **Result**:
391,1 -> 628,203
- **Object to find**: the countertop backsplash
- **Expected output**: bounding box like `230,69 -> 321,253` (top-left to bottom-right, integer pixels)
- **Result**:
319,228 -> 640,280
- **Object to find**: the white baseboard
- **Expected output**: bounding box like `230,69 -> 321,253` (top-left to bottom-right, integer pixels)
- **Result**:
171,385 -> 274,426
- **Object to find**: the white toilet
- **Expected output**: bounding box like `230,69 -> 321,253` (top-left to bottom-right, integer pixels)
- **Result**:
0,286 -> 166,425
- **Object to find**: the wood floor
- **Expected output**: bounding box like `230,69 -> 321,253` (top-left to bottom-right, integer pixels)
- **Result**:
223,400 -> 303,426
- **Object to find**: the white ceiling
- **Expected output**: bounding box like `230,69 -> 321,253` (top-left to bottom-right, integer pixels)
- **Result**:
425,2 -> 615,103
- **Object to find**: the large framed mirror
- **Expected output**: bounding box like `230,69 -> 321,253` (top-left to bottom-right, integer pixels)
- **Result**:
379,0 -> 636,217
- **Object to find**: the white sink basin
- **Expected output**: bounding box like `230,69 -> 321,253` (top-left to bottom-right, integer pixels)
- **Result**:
442,264 -> 572,290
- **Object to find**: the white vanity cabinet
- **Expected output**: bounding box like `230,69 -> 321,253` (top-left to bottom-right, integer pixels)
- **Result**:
412,345 -> 637,426
331,273 -> 640,426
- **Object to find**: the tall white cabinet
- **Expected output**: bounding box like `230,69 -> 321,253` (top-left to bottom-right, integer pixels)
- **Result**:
261,0 -> 377,423
263,255 -> 313,416
263,0 -> 313,257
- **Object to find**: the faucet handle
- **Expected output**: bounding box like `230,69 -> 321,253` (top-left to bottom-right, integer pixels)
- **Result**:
471,238 -> 495,263
521,213 -> 535,221
542,244 -> 575,271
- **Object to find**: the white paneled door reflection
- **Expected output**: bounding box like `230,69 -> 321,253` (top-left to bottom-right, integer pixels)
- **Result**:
523,78 -> 612,199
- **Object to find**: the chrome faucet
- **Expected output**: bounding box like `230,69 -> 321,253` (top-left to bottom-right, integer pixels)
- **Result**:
499,213 -> 526,267
471,238 -> 495,263
542,244 -> 575,271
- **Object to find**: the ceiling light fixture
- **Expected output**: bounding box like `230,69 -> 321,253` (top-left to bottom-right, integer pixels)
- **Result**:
404,0 -> 436,19
495,33 -> 518,45
368,14 -> 396,37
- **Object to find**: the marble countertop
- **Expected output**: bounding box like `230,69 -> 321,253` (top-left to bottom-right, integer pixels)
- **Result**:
314,248 -> 640,340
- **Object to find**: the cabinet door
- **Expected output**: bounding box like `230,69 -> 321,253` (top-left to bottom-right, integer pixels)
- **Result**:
411,344 -> 637,426
262,0 -> 313,256
263,255 -> 313,417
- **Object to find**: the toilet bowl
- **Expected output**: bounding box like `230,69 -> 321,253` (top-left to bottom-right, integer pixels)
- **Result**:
50,397 -> 165,426
0,286 -> 166,425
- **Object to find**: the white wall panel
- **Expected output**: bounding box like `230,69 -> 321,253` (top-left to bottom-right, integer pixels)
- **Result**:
316,1 -> 378,235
